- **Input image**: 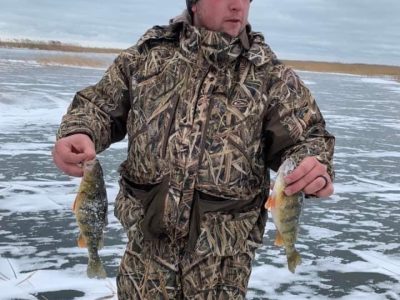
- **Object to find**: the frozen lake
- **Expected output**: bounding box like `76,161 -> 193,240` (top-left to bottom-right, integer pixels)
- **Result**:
0,48 -> 399,300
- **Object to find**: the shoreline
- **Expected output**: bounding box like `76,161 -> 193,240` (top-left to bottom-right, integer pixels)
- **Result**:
0,39 -> 120,54
1,39 -> 399,82
283,60 -> 400,82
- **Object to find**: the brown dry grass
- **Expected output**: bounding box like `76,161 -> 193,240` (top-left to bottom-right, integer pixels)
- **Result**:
283,60 -> 400,82
1,39 -> 399,82
37,56 -> 110,68
0,39 -> 120,54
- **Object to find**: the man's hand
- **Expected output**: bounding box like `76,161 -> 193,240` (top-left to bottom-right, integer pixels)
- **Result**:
52,134 -> 96,177
284,156 -> 333,198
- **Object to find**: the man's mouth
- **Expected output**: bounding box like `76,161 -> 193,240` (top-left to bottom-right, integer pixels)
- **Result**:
226,18 -> 241,24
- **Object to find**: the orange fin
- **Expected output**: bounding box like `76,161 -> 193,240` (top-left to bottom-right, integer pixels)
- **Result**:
77,233 -> 87,248
265,195 -> 276,210
274,230 -> 284,247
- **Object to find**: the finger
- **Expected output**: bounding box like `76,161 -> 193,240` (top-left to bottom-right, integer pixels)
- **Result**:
284,165 -> 323,196
303,176 -> 330,195
63,151 -> 87,164
83,147 -> 96,161
54,143 -> 87,164
314,181 -> 334,198
52,144 -> 85,176
54,137 -> 91,164
52,151 -> 84,177
74,138 -> 96,161
284,157 -> 319,185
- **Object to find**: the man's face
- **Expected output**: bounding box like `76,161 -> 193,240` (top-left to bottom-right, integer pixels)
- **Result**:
191,0 -> 250,37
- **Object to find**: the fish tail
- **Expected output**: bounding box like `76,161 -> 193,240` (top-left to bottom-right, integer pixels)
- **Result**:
87,258 -> 107,279
287,249 -> 302,273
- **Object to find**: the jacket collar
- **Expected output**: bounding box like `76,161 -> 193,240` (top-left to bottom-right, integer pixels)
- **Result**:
137,10 -> 276,67
180,23 -> 244,66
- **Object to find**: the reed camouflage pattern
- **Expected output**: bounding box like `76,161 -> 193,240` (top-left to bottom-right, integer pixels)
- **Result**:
57,11 -> 335,299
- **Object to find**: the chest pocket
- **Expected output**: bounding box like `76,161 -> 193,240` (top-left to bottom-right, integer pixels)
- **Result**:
128,52 -> 189,160
198,76 -> 265,193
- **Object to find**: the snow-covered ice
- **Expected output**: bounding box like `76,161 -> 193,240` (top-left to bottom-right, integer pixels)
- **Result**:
1,48 -> 399,299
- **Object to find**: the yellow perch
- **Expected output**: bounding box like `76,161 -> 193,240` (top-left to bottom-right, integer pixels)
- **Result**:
266,158 -> 304,273
73,159 -> 108,279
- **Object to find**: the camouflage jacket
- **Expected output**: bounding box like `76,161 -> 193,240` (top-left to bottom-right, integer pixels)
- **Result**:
58,14 -> 335,247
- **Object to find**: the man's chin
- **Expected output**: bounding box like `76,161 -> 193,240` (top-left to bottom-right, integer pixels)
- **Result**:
223,27 -> 241,37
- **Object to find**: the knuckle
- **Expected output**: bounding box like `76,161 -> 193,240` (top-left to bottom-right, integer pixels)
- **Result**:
315,161 -> 326,172
299,164 -> 308,174
307,156 -> 318,166
328,184 -> 334,195
304,187 -> 313,195
319,179 -> 326,190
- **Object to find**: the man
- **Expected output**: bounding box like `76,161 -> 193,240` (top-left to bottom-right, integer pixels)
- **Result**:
53,0 -> 335,298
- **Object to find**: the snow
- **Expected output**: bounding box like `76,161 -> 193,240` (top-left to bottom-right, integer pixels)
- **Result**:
0,261 -> 117,300
0,49 -> 400,298
360,77 -> 399,85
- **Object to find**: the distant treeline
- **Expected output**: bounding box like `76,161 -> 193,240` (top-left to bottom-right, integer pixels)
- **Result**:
1,38 -> 399,82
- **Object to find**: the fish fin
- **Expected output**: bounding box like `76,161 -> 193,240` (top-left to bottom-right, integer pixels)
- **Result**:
265,195 -> 276,210
77,233 -> 87,248
72,198 -> 77,212
274,230 -> 284,247
287,250 -> 302,273
87,259 -> 107,279
72,193 -> 83,213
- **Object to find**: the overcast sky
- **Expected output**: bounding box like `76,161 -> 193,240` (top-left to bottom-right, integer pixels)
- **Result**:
0,0 -> 399,65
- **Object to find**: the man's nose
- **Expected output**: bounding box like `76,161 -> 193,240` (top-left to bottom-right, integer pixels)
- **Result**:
229,0 -> 246,11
